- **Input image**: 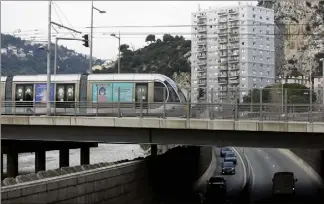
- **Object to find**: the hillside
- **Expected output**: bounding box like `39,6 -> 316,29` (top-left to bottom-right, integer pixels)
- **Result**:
94,34 -> 192,87
257,0 -> 324,77
1,33 -> 105,75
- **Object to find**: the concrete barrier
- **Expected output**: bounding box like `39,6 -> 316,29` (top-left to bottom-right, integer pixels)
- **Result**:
1,160 -> 153,204
1,146 -> 214,204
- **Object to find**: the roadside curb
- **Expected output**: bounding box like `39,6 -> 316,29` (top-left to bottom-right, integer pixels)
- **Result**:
193,147 -> 217,191
278,148 -> 323,186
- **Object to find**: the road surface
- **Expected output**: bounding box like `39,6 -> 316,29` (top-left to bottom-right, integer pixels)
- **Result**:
213,147 -> 248,197
243,148 -> 322,203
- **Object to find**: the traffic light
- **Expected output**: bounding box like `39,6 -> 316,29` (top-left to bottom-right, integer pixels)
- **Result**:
82,34 -> 89,47
198,88 -> 205,100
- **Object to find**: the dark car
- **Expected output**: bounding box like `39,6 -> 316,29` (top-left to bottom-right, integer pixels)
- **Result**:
220,147 -> 233,157
222,161 -> 235,175
200,177 -> 227,203
224,152 -> 237,165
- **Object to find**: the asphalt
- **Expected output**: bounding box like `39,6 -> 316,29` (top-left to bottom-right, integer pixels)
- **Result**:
243,148 -> 322,203
213,147 -> 247,197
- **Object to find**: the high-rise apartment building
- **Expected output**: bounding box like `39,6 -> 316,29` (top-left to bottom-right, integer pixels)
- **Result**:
190,4 -> 275,103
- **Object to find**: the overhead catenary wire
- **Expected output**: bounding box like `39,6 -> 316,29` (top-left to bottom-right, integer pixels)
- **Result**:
53,1 -> 76,38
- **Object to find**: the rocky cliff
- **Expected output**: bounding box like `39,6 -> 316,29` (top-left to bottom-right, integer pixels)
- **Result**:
258,0 -> 324,77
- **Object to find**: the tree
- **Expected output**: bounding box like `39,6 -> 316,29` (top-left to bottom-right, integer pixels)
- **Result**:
243,83 -> 317,104
145,34 -> 156,43
162,34 -> 174,43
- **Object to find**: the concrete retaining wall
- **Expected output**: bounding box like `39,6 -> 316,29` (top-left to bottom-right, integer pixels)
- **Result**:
289,149 -> 324,180
1,159 -> 153,204
1,146 -> 214,204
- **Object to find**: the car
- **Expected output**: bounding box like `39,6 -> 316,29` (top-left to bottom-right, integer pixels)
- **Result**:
200,177 -> 227,203
221,161 -> 236,175
224,152 -> 237,165
220,147 -> 233,157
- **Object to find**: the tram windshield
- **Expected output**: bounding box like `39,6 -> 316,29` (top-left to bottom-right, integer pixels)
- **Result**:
177,86 -> 187,102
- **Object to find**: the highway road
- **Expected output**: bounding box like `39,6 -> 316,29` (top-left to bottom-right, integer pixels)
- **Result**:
243,148 -> 323,203
213,147 -> 248,197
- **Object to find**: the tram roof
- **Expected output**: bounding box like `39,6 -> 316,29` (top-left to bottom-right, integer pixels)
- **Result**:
12,74 -> 82,82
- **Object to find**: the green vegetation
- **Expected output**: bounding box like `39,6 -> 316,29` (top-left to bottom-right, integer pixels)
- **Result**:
243,83 -> 317,104
94,34 -> 191,78
1,33 -> 104,75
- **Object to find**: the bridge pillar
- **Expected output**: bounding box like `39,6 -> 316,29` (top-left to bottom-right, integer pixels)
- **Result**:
59,149 -> 69,168
1,153 -> 3,178
80,147 -> 90,165
151,144 -> 157,156
7,151 -> 18,178
35,150 -> 46,172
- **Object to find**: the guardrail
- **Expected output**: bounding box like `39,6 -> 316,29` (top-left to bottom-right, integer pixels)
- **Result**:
1,101 -> 324,122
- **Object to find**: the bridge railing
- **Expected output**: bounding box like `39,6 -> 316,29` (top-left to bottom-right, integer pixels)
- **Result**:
1,87 -> 323,122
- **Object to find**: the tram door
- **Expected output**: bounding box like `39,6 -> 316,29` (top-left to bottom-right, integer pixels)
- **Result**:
135,83 -> 148,108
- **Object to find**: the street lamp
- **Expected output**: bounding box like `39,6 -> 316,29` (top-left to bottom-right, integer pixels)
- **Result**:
110,32 -> 121,74
89,1 -> 106,74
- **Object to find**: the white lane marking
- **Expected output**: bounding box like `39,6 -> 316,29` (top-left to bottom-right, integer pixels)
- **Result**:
265,156 -> 269,160
232,147 -> 247,190
257,149 -> 261,152
244,149 -> 255,191
272,164 -> 275,168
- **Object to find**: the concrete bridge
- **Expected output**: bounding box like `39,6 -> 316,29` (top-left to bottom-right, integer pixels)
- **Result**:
1,115 -> 324,148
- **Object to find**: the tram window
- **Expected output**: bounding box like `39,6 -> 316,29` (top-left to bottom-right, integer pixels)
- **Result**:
56,84 -> 75,102
154,82 -> 165,102
15,84 -> 34,101
164,81 -> 180,102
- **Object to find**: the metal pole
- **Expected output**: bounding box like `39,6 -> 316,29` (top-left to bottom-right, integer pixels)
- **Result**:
322,60 -> 324,107
54,37 -> 58,75
118,31 -> 121,74
46,1 -> 52,116
310,66 -> 313,122
89,0 -> 94,74
281,82 -> 284,114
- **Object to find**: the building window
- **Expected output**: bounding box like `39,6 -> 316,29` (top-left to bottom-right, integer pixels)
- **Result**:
253,56 -> 256,60
242,42 -> 245,45
253,42 -> 256,46
253,14 -> 256,18
266,17 -> 269,20
260,16 -> 262,20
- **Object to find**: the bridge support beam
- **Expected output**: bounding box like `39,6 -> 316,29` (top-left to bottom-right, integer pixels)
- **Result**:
151,144 -> 157,156
7,151 -> 18,178
59,149 -> 69,168
80,147 -> 90,165
35,150 -> 46,172
1,153 -> 3,178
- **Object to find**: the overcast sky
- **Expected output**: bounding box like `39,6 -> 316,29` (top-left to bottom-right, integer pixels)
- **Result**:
2,1 -> 257,60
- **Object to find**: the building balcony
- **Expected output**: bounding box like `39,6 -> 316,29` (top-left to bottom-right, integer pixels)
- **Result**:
230,52 -> 239,56
198,81 -> 207,86
229,79 -> 239,84
228,44 -> 239,49
219,26 -> 228,30
218,11 -> 228,16
228,9 -> 238,14
198,28 -> 207,33
219,54 -> 228,58
198,54 -> 207,59
218,74 -> 228,79
218,39 -> 227,44
198,34 -> 207,39
229,59 -> 239,63
219,66 -> 228,71
198,61 -> 207,66
197,14 -> 207,19
219,18 -> 227,23
197,40 -> 207,46
197,47 -> 207,52
229,23 -> 239,28
198,72 -> 207,77
229,66 -> 239,71
228,72 -> 239,78
218,46 -> 227,50
197,21 -> 207,25
218,79 -> 228,85
219,60 -> 228,65
229,38 -> 239,42
228,17 -> 239,21
219,87 -> 227,92
197,68 -> 207,72
218,32 -> 227,37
